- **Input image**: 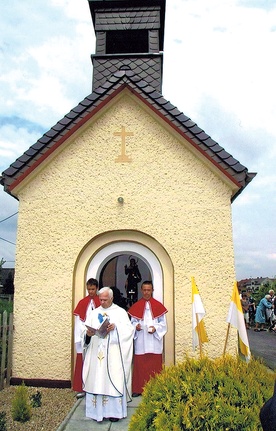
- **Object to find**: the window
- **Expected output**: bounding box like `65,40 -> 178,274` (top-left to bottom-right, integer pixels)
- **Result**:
106,30 -> 148,54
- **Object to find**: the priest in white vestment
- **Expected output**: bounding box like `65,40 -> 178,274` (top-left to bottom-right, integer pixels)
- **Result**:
128,280 -> 168,396
82,287 -> 134,422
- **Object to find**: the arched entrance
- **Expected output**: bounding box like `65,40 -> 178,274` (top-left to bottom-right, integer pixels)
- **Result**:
72,230 -> 175,374
86,241 -> 164,303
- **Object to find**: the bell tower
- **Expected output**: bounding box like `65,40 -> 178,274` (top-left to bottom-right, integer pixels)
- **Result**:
88,0 -> 166,92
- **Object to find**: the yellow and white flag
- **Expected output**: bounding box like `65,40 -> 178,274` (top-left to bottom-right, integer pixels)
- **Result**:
192,277 -> 208,351
226,281 -> 251,362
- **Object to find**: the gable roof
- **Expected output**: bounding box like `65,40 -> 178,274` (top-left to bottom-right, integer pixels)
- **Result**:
0,69 -> 256,202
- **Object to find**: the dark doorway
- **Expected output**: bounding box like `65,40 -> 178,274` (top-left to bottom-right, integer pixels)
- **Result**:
99,254 -> 151,308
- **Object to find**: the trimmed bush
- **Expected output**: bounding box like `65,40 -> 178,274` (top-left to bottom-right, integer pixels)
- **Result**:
129,355 -> 276,431
11,383 -> 32,423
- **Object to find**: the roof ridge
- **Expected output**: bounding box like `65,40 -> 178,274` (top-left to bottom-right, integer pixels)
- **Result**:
1,70 -> 256,200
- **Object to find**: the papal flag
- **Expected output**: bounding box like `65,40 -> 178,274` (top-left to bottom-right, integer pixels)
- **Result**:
192,276 -> 208,351
226,281 -> 251,362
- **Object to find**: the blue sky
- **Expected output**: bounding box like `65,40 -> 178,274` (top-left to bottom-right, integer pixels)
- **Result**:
0,0 -> 275,280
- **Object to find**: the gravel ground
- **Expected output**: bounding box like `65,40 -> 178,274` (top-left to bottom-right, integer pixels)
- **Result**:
0,386 -> 76,431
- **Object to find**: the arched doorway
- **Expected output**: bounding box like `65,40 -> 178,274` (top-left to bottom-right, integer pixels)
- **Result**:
72,230 -> 175,375
86,241 -> 164,304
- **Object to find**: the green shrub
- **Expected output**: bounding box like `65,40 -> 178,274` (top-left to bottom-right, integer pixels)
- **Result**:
30,390 -> 42,408
11,383 -> 32,422
129,355 -> 276,431
0,412 -> 7,431
0,299 -> 13,315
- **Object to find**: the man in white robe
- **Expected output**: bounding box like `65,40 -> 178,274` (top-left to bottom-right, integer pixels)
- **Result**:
82,287 -> 134,422
128,280 -> 168,396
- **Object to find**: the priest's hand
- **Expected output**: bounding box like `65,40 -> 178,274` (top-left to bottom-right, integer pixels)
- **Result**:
148,326 -> 156,334
136,323 -> 142,331
107,323 -> 115,333
86,328 -> 96,337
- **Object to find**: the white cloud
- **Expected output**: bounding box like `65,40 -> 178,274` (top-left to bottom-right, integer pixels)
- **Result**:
50,0 -> 91,20
0,124 -> 43,171
163,1 -> 276,135
233,191 -> 260,207
0,0 -> 93,129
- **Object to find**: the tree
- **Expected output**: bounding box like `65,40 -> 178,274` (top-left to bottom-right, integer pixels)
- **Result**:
253,280 -> 275,306
3,272 -> 14,294
0,258 -> 6,291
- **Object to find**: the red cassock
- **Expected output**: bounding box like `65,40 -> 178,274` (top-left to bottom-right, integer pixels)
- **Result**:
128,297 -> 167,394
73,295 -> 100,392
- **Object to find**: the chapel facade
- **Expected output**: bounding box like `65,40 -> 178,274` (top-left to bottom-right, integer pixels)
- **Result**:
1,0 -> 255,387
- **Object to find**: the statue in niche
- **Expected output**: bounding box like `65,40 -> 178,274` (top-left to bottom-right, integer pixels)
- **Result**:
124,257 -> 141,307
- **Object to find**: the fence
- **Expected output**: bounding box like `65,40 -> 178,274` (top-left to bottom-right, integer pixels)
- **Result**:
0,294 -> 13,302
0,311 -> 13,390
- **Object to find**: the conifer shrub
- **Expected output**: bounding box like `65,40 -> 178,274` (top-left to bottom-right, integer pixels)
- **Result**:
129,355 -> 276,431
11,383 -> 32,423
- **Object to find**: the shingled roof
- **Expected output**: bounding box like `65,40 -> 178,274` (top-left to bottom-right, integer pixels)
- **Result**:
0,69 -> 256,201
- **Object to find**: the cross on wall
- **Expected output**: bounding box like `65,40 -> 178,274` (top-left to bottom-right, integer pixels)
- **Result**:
114,126 -> 133,163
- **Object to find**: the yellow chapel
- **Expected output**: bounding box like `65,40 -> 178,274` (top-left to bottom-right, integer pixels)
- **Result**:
0,0 -> 255,387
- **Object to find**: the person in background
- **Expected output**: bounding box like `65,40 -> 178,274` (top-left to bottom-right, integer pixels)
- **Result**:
269,290 -> 275,300
128,280 -> 168,397
110,285 -> 128,311
241,293 -> 250,329
254,294 -> 273,332
82,287 -> 134,423
73,278 -> 100,398
268,290 -> 275,330
247,290 -> 256,327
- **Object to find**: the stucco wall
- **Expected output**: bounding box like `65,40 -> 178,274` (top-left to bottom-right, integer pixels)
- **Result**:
13,91 -> 237,382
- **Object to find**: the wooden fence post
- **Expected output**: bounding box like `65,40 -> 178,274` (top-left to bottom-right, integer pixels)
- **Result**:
7,312 -> 13,386
0,311 -> 13,390
0,310 -> 8,390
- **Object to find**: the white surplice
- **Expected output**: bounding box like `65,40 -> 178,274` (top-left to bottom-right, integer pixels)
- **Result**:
82,303 -> 134,422
131,301 -> 167,354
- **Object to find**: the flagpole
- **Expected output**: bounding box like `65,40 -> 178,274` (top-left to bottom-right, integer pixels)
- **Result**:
196,312 -> 203,357
223,323 -> 231,356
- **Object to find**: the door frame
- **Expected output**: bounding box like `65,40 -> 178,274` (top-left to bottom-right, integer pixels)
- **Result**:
72,229 -> 175,373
